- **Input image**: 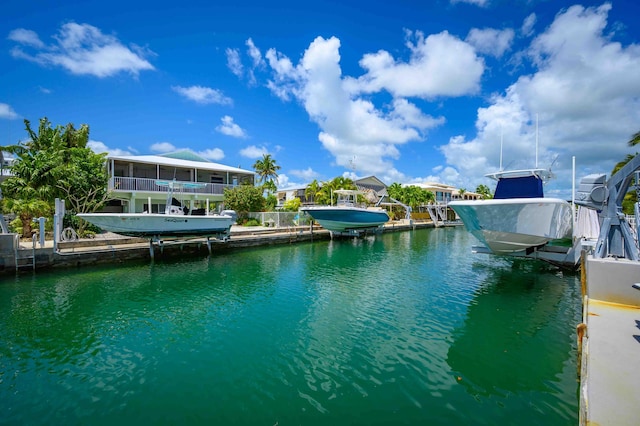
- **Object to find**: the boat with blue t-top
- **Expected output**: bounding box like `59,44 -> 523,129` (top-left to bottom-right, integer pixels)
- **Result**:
449,168 -> 573,253
301,189 -> 390,235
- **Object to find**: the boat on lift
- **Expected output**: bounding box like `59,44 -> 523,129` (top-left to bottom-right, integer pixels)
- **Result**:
78,180 -> 235,240
301,189 -> 390,235
449,168 -> 573,253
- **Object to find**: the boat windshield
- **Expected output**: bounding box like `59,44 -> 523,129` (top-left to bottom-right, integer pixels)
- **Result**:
494,175 -> 544,199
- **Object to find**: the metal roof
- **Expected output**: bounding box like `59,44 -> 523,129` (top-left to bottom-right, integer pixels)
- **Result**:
108,154 -> 255,175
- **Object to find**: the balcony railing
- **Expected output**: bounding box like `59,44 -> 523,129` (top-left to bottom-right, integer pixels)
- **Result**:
110,177 -> 234,195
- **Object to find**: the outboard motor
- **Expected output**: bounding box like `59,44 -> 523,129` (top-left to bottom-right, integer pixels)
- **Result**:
575,174 -> 608,210
221,210 -> 237,223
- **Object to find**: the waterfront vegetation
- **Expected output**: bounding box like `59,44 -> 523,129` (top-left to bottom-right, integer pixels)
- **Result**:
613,131 -> 639,214
0,118 -> 110,237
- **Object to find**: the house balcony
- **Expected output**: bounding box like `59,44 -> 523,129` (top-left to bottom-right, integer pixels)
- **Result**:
110,177 -> 234,196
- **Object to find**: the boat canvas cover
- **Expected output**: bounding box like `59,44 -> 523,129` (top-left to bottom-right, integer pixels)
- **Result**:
494,175 -> 543,199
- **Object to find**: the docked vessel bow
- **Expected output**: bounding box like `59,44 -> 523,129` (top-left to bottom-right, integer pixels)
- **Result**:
449,168 -> 573,253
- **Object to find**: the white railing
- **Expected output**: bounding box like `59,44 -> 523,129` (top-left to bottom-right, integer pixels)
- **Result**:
110,177 -> 233,195
248,211 -> 311,227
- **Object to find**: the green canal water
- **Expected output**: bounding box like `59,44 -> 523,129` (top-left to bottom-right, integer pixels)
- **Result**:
0,227 -> 581,425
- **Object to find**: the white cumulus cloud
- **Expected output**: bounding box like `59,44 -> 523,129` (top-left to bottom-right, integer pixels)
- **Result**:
172,85 -> 232,105
240,145 -> 269,159
215,116 -> 247,138
0,103 -> 19,119
439,3 -> 640,197
88,140 -> 134,156
466,27 -> 515,58
259,34 -> 447,178
8,23 -> 155,78
198,148 -> 225,161
150,142 -> 176,153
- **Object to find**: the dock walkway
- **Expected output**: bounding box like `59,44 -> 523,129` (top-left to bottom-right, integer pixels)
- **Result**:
580,257 -> 640,426
1,220 -> 434,273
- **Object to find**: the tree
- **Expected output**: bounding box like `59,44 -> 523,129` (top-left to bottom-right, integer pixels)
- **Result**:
223,185 -> 266,222
314,176 -> 356,205
475,184 -> 493,199
458,188 -> 466,199
1,118 -> 110,236
387,182 -> 403,200
253,154 -> 280,194
57,148 -> 112,235
2,198 -> 51,237
305,179 -> 321,203
282,197 -> 301,212
610,129 -> 640,214
386,183 -> 433,210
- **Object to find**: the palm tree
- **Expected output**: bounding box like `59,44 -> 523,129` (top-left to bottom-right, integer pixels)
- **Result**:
253,154 -> 280,188
315,176 -> 356,205
387,182 -> 403,200
3,198 -> 50,236
475,184 -> 493,199
305,179 -> 321,204
609,130 -> 640,214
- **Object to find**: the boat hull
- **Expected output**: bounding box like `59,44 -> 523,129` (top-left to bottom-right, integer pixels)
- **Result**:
301,207 -> 389,233
449,198 -> 573,253
77,213 -> 234,238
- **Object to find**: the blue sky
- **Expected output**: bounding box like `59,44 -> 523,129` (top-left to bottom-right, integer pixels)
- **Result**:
2,0 -> 640,198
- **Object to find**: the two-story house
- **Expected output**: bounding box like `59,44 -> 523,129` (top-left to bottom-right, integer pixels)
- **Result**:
105,151 -> 255,214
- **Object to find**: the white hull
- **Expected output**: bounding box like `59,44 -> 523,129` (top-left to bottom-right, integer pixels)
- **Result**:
301,206 -> 389,233
77,213 -> 234,238
449,198 -> 573,253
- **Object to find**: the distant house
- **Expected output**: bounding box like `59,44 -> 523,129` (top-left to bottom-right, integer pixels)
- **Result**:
105,151 -> 255,213
406,182 -> 482,204
0,151 -> 15,178
451,188 -> 483,201
355,176 -> 388,201
276,176 -> 390,208
276,186 -> 311,207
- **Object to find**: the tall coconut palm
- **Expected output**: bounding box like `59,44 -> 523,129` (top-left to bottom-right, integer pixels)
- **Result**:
305,179 -> 321,204
628,130 -> 640,147
253,154 -> 280,188
387,182 -> 403,200
315,176 -> 356,205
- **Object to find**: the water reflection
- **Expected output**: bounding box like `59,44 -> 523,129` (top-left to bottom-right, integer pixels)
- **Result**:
447,261 -> 581,397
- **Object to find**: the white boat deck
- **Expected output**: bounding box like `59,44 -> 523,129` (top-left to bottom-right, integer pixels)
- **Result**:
580,257 -> 640,426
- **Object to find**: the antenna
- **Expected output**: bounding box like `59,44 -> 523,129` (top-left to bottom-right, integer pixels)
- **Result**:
535,114 -> 539,168
349,156 -> 356,173
499,126 -> 503,171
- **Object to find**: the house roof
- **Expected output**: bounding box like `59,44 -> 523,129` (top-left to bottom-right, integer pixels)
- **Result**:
408,182 -> 457,191
159,150 -> 212,163
108,153 -> 255,175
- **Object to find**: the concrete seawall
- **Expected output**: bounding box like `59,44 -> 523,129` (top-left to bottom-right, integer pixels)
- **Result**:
1,221 -> 439,274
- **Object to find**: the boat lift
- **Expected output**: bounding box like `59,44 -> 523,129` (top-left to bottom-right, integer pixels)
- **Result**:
472,154 -> 640,268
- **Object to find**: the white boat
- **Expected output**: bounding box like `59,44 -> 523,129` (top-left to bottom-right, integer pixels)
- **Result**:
301,189 -> 390,234
449,169 -> 573,253
78,180 -> 235,239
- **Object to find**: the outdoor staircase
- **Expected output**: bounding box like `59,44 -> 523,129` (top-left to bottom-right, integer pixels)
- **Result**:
0,214 -> 8,234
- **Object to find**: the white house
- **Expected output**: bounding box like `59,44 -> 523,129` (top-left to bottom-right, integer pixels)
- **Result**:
105,151 -> 255,213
